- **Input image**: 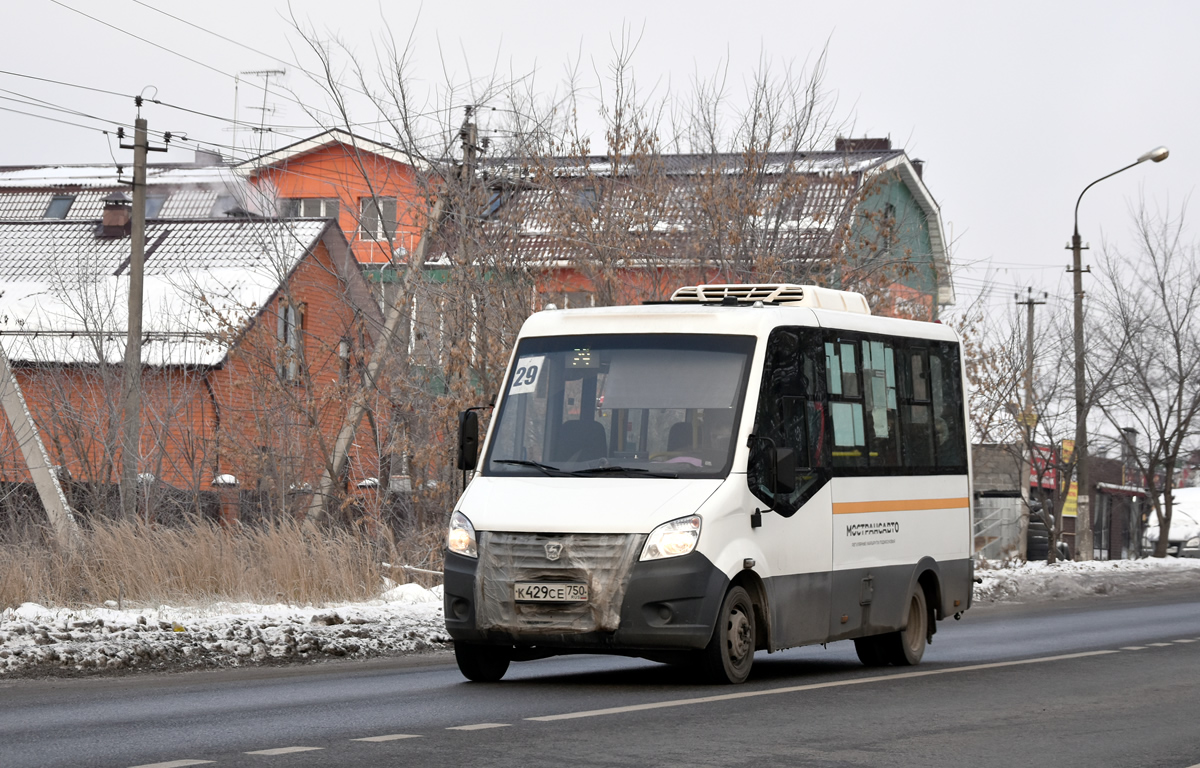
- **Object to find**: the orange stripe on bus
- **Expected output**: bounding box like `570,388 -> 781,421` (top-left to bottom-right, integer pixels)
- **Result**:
832,497 -> 970,515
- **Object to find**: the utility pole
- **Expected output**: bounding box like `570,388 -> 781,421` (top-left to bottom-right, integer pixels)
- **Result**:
306,108 -> 477,523
1015,288 -> 1046,561
1016,288 -> 1047,419
1067,146 -> 1168,562
118,102 -> 169,520
1068,225 -> 1092,561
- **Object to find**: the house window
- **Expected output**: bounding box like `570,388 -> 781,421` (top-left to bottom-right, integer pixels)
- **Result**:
359,196 -> 397,240
276,301 -> 306,382
44,195 -> 75,219
145,192 -> 169,219
282,197 -> 340,218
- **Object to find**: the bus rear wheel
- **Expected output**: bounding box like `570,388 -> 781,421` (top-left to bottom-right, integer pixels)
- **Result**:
883,588 -> 928,666
700,586 -> 756,684
454,642 -> 511,682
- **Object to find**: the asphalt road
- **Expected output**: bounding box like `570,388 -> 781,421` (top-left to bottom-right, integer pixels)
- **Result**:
3,590 -> 1200,768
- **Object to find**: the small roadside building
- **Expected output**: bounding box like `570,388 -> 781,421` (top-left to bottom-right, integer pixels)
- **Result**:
0,205 -> 382,521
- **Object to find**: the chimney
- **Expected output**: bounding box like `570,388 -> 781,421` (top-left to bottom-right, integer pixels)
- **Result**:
96,191 -> 131,238
194,147 -> 224,166
912,158 -> 925,180
835,137 -> 892,153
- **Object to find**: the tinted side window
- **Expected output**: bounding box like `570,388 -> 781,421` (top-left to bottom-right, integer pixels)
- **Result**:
749,329 -> 827,513
902,348 -> 935,467
930,343 -> 967,470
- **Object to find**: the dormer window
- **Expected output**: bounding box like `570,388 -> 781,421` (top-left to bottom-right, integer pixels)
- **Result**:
210,193 -> 238,216
44,195 -> 75,219
145,192 -> 169,219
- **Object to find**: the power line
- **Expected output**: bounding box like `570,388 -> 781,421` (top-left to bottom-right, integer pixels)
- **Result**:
0,104 -> 112,135
48,0 -> 234,81
0,68 -> 131,99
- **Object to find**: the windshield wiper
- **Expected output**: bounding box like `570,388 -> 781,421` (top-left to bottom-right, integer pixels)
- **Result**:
572,466 -> 679,479
492,459 -> 570,476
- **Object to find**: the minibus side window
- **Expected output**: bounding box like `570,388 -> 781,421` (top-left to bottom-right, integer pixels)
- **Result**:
930,343 -> 967,470
901,347 -> 936,467
827,339 -> 867,469
749,329 -> 827,515
861,339 -> 900,467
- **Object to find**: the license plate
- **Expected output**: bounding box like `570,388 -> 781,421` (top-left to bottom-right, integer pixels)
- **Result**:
514,582 -> 588,602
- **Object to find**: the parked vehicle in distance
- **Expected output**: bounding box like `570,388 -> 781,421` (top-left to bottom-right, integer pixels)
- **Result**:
444,284 -> 974,684
1144,487 -> 1200,558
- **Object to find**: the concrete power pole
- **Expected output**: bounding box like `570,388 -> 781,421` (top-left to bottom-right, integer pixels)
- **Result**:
118,108 -> 168,520
0,343 -> 79,549
306,109 -> 478,523
1015,288 -> 1046,561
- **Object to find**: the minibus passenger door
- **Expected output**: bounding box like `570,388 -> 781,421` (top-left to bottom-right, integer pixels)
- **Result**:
744,328 -> 832,649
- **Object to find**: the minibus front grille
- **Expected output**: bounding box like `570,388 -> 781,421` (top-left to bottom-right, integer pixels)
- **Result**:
476,532 -> 646,634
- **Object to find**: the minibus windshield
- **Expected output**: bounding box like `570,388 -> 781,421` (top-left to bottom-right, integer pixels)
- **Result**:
484,334 -> 756,479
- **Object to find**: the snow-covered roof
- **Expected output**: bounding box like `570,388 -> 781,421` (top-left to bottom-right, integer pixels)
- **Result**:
0,164 -> 236,190
0,218 -> 332,367
0,164 -> 262,222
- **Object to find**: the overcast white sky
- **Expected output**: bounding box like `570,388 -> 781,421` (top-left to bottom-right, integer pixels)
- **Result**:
3,0 -> 1196,316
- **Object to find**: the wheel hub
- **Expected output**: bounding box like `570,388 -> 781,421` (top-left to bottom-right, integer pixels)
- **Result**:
728,608 -> 752,660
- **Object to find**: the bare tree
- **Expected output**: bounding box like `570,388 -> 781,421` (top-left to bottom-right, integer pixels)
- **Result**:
1092,203 -> 1200,557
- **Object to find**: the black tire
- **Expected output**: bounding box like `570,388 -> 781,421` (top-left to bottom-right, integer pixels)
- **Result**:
454,642 -> 510,682
700,585 -> 756,684
883,587 -> 928,666
853,634 -> 891,667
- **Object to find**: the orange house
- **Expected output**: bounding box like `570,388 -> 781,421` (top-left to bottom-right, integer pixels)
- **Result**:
237,130 -> 430,267
0,211 -> 383,515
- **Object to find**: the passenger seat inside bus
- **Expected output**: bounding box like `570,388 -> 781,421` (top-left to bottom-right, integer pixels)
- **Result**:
668,421 -> 693,451
553,419 -> 607,462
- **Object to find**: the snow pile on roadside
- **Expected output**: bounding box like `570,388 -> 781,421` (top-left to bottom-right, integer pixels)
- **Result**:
0,582 -> 449,678
5,559 -> 1199,678
974,557 -> 1200,604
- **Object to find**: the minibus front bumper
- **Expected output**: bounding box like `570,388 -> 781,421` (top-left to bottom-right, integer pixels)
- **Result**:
443,548 -> 729,652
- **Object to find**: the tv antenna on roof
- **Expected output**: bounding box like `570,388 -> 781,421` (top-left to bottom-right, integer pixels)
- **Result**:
232,69 -> 286,159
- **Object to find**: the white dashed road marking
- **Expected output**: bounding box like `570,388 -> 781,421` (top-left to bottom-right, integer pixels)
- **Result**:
1147,642 -> 1174,647
128,761 -> 214,768
1121,646 -> 1147,650
526,650 -> 1120,722
244,747 -> 324,755
447,723 -> 511,731
1173,639 -> 1197,644
351,734 -> 423,742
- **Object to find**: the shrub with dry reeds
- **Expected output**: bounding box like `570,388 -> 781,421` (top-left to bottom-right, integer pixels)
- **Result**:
0,516 -> 446,610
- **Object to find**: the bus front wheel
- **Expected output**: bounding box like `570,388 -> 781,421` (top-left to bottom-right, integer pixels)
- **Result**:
454,642 -> 511,682
700,585 -> 756,684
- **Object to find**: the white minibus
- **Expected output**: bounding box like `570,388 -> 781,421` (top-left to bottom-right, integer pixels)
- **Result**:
444,284 -> 973,684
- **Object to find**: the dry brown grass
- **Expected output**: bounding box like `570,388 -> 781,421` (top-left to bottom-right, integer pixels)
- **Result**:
0,517 -> 446,610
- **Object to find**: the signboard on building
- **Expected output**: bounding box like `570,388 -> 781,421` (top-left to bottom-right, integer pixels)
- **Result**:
1031,445 -> 1057,489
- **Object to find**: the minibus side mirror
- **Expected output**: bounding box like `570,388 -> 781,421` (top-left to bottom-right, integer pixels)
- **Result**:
773,447 -> 797,495
457,410 -> 480,471
748,435 -> 796,497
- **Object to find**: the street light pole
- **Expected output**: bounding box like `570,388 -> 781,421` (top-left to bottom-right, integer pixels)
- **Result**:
1069,145 -> 1168,561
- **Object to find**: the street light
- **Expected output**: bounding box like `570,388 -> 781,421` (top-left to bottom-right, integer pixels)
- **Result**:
1069,145 -> 1168,561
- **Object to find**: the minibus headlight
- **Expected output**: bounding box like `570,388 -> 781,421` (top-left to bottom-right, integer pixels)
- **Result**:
640,515 -> 701,561
1186,537 -> 1200,549
447,511 -> 478,558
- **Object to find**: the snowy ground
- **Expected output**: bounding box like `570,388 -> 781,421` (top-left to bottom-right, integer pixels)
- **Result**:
3,559 -> 1199,679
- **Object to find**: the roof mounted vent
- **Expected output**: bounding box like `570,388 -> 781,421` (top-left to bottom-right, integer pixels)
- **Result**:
669,283 -> 871,314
